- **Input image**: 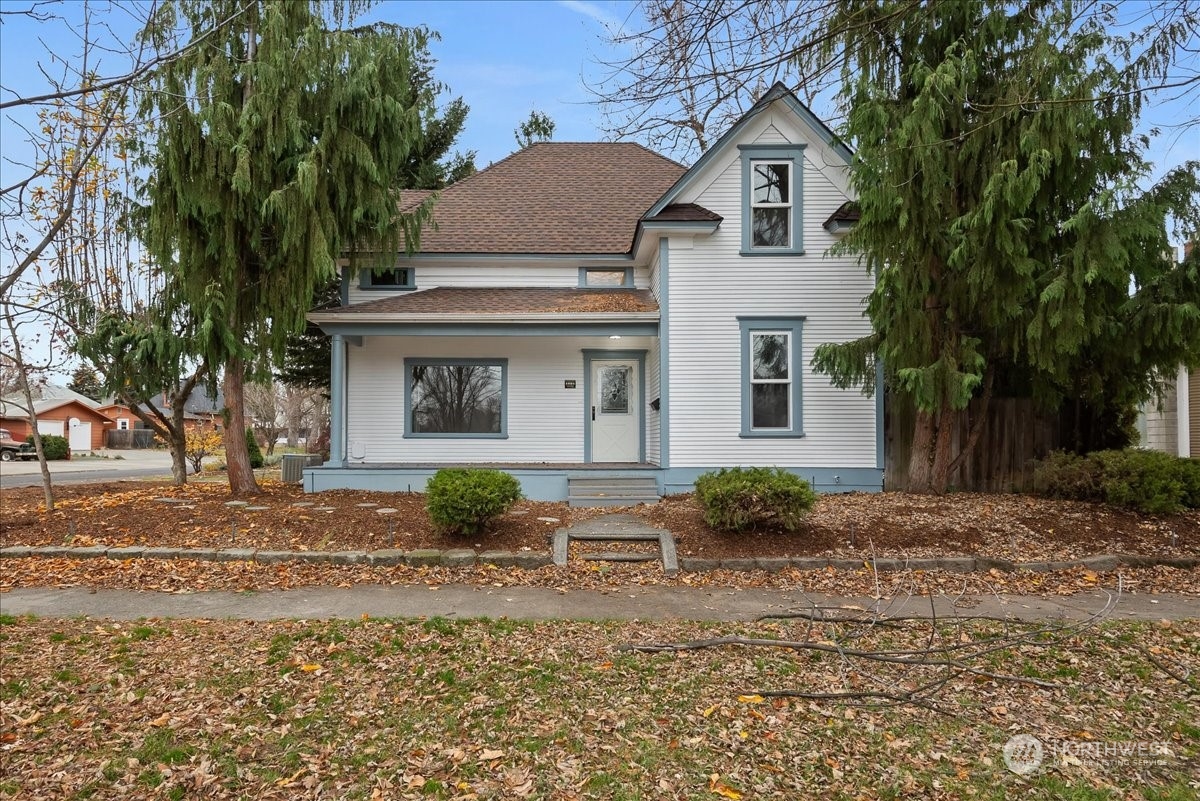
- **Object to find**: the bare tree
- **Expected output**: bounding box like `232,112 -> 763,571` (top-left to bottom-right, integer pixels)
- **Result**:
589,0 -> 1200,163
244,379 -> 284,456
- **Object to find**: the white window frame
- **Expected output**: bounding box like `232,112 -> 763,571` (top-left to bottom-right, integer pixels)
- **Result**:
749,160 -> 793,249
749,330 -> 792,431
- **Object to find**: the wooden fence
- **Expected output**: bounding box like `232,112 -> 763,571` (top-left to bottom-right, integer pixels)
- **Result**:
104,429 -> 158,449
885,396 -> 1062,492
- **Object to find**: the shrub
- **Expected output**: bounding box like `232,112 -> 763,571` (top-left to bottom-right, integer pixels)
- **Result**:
25,434 -> 69,460
184,428 -> 223,475
1179,458 -> 1200,509
694,466 -> 816,533
245,428 -> 264,469
1033,448 -> 1197,514
1032,450 -> 1102,501
426,469 -> 522,536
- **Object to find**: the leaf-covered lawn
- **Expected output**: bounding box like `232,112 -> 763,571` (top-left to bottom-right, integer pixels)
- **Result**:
1,615 -> 1196,799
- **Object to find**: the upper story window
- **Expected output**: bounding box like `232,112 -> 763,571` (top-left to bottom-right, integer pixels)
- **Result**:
739,144 -> 805,256
751,162 -> 791,247
579,267 -> 633,287
359,267 -> 415,290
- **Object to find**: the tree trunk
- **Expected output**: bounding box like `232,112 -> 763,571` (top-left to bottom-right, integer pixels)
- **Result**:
929,407 -> 959,493
907,409 -> 937,492
5,311 -> 54,509
222,355 -> 261,495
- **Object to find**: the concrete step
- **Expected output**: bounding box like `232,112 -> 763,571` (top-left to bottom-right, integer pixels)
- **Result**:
568,531 -> 660,542
568,476 -> 659,489
568,495 -> 660,508
580,552 -> 659,563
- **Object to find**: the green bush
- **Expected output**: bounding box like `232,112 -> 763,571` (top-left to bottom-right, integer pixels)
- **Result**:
245,429 -> 264,469
694,466 -> 816,533
25,434 -> 69,460
425,469 -> 522,536
1032,450 -> 1102,501
1034,449 -> 1198,514
1179,458 -> 1200,509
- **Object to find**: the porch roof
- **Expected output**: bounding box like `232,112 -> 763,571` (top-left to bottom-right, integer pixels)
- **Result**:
310,286 -> 659,324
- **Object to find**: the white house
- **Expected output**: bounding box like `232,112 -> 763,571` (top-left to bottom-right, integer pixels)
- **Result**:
305,84 -> 882,502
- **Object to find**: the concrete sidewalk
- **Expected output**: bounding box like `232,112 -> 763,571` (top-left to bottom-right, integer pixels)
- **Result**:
1,585 -> 1194,623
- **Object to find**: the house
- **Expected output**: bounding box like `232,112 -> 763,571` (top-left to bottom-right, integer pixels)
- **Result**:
304,83 -> 882,501
0,396 -> 115,452
1139,365 -> 1199,458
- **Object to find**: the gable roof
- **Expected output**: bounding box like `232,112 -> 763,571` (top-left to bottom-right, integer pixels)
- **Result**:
643,82 -> 853,220
404,143 -> 686,256
0,397 -> 115,423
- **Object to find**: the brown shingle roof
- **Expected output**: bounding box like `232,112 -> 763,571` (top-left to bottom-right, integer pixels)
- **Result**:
325,287 -> 659,315
408,143 -> 686,255
643,203 -> 723,223
824,201 -> 860,226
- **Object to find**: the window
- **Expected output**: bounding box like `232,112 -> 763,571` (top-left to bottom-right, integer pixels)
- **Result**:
360,267 -> 415,290
579,267 -> 633,287
739,317 -> 804,437
117,418 -> 129,431
404,358 -> 507,438
739,144 -> 805,255
751,162 -> 791,247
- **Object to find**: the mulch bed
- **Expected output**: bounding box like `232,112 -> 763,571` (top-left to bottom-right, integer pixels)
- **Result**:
1,480 -> 1196,563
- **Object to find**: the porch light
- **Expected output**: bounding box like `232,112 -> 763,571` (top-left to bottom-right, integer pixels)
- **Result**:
609,334 -> 622,340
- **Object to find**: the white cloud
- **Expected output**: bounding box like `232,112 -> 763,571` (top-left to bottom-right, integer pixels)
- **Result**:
557,0 -> 624,33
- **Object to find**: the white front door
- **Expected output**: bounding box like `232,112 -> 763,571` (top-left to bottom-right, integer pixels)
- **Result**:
68,419 -> 91,451
591,360 -> 639,462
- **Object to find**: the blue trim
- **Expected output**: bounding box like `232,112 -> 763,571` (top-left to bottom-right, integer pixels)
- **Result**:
358,266 -> 416,291
317,322 -> 659,338
875,358 -> 885,471
740,144 -> 805,256
738,317 -> 805,438
639,221 -> 721,231
402,358 -> 509,439
302,464 -> 882,500
643,82 -> 852,220
327,334 -> 347,467
578,267 -> 634,288
657,238 -> 670,468
581,349 -> 647,463
339,268 -> 350,306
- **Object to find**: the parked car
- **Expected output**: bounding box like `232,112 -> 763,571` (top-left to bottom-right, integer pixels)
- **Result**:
0,428 -> 36,462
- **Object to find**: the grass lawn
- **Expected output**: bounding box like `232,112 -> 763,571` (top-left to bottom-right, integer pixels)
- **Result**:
1,614 -> 1196,799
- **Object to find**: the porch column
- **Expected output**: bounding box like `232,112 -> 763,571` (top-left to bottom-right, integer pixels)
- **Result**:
1178,364 -> 1190,458
328,333 -> 347,466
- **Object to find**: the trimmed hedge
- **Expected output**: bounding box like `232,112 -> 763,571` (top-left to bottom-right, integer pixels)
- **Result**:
245,429 -> 264,469
694,466 -> 816,533
1033,449 -> 1200,514
426,468 -> 522,536
25,434 -> 69,460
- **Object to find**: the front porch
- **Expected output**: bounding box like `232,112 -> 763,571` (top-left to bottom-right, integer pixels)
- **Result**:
303,461 -> 662,502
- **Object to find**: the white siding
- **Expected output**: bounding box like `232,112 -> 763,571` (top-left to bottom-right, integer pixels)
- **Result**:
346,264 -> 651,305
664,126 -> 877,469
1140,380 -> 1178,453
346,335 -> 656,463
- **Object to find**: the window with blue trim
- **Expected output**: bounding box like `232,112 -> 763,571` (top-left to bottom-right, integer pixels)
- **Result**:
579,267 -> 633,287
739,144 -> 805,255
739,318 -> 804,437
405,358 -> 507,437
360,267 -> 415,290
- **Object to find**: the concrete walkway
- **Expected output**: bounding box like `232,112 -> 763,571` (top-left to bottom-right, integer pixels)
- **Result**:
1,585 -> 1194,623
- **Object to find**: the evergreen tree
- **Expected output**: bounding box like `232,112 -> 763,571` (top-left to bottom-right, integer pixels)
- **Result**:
276,32 -> 475,392
514,110 -> 555,149
67,364 -> 104,402
812,0 -> 1200,492
139,1 -> 436,495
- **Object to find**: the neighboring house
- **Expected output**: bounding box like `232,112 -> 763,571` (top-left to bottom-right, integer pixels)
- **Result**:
1139,365 -> 1200,458
305,83 -> 881,501
158,385 -> 225,431
0,397 -> 115,451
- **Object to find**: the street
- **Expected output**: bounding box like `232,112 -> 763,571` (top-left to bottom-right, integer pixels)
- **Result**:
0,449 -> 175,489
